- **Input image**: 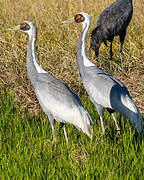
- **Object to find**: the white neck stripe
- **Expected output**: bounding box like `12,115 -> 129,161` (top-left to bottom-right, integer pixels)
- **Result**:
81,21 -> 95,67
31,37 -> 47,74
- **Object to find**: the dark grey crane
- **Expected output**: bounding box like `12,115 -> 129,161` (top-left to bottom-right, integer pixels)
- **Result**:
6,21 -> 93,144
90,0 -> 133,61
61,12 -> 143,135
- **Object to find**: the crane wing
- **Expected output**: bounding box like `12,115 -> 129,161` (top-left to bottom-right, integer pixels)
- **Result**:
32,73 -> 87,125
83,66 -> 130,108
34,73 -> 82,104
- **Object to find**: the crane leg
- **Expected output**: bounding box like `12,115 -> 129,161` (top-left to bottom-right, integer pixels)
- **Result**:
63,124 -> 69,145
47,113 -> 56,143
95,104 -> 105,135
51,123 -> 56,143
59,123 -> 69,144
100,116 -> 105,135
110,40 -> 113,62
111,113 -> 120,134
119,31 -> 126,65
109,40 -> 114,70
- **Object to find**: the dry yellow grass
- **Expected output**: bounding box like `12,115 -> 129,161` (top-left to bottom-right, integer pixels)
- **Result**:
0,0 -> 144,115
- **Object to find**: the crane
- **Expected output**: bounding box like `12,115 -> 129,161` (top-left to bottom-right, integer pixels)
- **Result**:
61,12 -> 143,135
90,0 -> 133,62
6,21 -> 93,144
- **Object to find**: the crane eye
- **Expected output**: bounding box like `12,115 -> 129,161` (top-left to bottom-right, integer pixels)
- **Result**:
75,14 -> 85,23
20,22 -> 30,31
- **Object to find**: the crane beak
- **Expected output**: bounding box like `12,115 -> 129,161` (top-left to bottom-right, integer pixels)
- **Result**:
61,17 -> 75,24
5,25 -> 20,32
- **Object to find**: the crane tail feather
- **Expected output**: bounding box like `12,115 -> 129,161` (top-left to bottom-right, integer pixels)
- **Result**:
87,124 -> 93,140
114,95 -> 143,133
122,95 -> 143,133
79,107 -> 93,139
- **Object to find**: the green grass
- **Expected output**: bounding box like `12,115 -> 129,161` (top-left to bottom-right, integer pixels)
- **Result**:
0,89 -> 144,179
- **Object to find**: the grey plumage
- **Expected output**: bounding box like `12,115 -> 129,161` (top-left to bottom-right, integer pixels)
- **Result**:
90,0 -> 133,61
7,21 -> 93,144
62,13 -> 143,135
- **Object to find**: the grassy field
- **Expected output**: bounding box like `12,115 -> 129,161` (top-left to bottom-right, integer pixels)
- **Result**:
0,89 -> 144,179
0,0 -> 144,178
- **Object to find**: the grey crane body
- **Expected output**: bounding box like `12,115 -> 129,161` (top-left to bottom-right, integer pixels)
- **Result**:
62,13 -> 143,135
90,0 -> 133,60
8,21 -> 93,143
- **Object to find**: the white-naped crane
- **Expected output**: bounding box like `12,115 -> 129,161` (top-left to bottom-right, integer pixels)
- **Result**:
6,21 -> 93,144
90,0 -> 133,62
61,12 -> 143,135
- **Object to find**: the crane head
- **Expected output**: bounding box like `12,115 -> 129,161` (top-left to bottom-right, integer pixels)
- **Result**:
61,12 -> 90,25
5,21 -> 37,39
5,21 -> 32,32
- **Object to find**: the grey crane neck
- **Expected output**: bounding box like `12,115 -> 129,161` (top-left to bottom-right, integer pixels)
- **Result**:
26,27 -> 47,86
76,30 -> 86,78
26,38 -> 38,86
